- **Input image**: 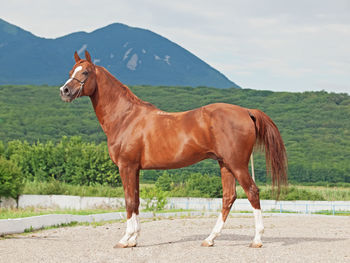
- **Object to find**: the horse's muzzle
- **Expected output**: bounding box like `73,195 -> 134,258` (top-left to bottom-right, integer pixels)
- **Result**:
60,86 -> 73,102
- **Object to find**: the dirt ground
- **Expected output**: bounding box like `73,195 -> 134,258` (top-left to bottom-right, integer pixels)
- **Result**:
0,214 -> 349,263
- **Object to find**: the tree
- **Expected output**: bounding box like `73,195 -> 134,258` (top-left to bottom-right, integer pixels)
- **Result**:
0,157 -> 24,199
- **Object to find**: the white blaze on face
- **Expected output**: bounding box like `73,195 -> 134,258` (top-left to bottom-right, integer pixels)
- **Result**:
60,66 -> 82,92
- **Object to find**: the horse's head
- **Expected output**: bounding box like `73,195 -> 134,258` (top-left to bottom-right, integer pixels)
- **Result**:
60,50 -> 97,102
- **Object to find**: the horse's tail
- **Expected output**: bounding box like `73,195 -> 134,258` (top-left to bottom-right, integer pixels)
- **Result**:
249,109 -> 288,194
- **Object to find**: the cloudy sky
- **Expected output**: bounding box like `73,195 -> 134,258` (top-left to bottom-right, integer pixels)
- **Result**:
1,0 -> 349,93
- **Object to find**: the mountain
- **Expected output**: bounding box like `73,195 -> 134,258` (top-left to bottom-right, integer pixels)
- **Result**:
0,19 -> 240,89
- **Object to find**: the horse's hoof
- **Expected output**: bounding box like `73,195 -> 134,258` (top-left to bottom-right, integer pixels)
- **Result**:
127,242 -> 137,248
114,242 -> 128,248
249,242 -> 263,248
201,240 -> 214,247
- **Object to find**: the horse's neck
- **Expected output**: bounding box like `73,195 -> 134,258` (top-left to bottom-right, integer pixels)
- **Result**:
89,67 -> 147,134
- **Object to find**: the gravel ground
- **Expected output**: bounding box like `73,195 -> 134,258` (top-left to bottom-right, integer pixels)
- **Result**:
0,214 -> 349,263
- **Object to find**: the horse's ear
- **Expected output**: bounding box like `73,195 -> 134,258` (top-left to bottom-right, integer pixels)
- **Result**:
85,50 -> 92,63
74,51 -> 81,62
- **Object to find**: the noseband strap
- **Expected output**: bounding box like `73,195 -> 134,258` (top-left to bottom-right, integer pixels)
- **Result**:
72,77 -> 87,86
72,76 -> 88,98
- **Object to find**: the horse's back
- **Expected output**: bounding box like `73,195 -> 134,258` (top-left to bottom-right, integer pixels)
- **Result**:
202,103 -> 255,130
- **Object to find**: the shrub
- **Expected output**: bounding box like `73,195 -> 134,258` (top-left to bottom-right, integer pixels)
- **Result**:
155,171 -> 172,191
140,186 -> 168,211
259,186 -> 325,201
154,172 -> 223,198
0,157 -> 24,199
185,173 -> 222,198
0,141 -> 4,157
5,137 -> 121,187
282,187 -> 325,201
23,180 -> 124,197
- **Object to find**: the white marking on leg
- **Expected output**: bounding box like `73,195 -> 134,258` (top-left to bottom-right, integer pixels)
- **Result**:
204,213 -> 225,246
60,66 -> 82,92
253,209 -> 264,245
127,215 -> 140,246
118,213 -> 140,246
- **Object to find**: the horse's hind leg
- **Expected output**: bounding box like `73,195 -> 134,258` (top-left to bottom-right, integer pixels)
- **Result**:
202,162 -> 237,247
230,166 -> 264,248
114,165 -> 141,248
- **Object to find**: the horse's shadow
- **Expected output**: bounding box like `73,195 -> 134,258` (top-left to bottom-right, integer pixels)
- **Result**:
139,233 -> 347,248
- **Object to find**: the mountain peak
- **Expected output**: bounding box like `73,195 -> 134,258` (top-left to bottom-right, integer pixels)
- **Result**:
0,18 -> 36,40
0,18 -> 240,89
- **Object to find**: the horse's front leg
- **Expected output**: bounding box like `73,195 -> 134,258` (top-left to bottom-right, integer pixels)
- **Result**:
114,165 -> 141,248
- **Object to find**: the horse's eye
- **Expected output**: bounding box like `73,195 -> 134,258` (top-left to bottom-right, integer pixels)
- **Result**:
82,71 -> 88,75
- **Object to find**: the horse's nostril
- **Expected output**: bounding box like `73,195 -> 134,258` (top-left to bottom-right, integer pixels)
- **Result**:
64,87 -> 69,94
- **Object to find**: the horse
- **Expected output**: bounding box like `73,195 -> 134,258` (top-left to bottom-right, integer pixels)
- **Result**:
60,50 -> 287,248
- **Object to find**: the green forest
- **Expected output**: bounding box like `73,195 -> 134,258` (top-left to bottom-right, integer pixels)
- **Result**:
0,84 -> 349,186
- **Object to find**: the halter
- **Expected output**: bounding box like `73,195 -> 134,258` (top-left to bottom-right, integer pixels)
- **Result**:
72,76 -> 88,99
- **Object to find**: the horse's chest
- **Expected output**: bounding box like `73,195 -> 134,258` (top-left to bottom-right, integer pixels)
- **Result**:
108,138 -> 143,166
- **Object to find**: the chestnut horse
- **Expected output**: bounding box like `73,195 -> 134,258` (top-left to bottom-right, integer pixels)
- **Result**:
60,51 -> 287,248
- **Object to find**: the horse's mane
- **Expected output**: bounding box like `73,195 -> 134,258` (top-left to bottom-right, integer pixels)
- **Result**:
97,66 -> 157,109
120,84 -> 156,108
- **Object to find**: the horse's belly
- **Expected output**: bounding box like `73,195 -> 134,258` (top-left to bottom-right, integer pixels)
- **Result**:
141,152 -> 207,169
140,141 -> 209,170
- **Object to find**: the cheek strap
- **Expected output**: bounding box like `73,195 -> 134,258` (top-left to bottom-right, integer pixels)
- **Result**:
72,76 -> 88,98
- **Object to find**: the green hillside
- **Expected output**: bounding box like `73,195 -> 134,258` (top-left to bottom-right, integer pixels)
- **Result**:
0,85 -> 349,184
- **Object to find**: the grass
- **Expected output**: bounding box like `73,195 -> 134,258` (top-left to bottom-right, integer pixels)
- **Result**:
23,180 -> 124,197
0,207 -> 196,220
294,185 -> 350,201
313,210 -> 350,216
154,209 -> 192,213
234,184 -> 350,201
3,205 -> 349,221
10,180 -> 350,202
0,207 -> 125,219
231,209 -> 350,216
165,184 -> 350,201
